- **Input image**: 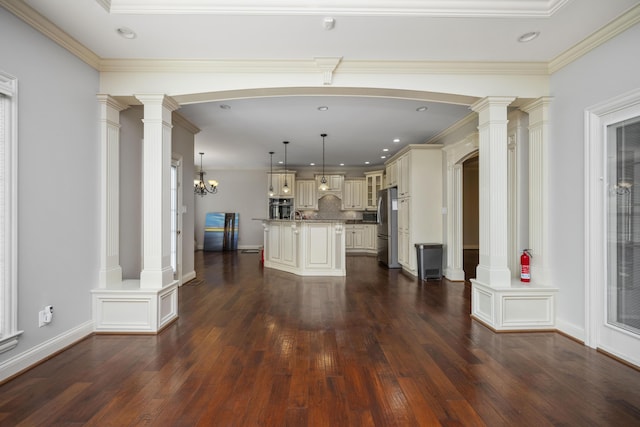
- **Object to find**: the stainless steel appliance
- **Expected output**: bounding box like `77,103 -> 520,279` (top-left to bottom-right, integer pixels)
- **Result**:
269,198 -> 293,219
377,187 -> 400,268
362,211 -> 377,223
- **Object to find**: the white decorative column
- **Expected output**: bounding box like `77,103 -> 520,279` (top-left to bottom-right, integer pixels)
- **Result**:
470,96 -> 557,332
521,97 -> 552,286
445,162 -> 465,281
442,132 -> 478,282
472,97 -> 514,288
92,94 -> 180,333
97,95 -> 127,288
136,94 -> 180,289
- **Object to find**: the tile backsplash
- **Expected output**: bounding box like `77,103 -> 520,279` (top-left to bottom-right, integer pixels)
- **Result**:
300,194 -> 361,220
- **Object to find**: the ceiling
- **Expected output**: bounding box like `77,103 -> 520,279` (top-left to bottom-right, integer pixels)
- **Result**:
10,0 -> 640,170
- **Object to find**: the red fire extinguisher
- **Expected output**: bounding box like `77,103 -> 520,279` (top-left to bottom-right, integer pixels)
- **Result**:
520,249 -> 531,283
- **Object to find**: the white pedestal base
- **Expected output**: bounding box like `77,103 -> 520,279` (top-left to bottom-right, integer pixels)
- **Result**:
91,280 -> 179,333
471,278 -> 557,331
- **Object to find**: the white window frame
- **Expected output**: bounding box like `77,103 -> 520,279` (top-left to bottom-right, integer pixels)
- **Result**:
0,71 -> 22,353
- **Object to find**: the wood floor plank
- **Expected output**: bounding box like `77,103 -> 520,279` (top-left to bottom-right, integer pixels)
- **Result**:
0,251 -> 638,426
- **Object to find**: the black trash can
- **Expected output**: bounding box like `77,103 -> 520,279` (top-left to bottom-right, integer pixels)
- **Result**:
415,243 -> 443,280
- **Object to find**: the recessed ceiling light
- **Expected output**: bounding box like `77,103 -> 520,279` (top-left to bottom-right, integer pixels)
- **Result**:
317,106 -> 329,111
381,156 -> 386,159
393,138 -> 400,143
383,148 -> 389,152
416,106 -> 428,112
116,27 -> 136,39
365,161 -> 370,165
518,31 -> 540,43
278,161 -> 284,164
339,163 -> 344,166
220,104 -> 231,110
310,162 -> 315,166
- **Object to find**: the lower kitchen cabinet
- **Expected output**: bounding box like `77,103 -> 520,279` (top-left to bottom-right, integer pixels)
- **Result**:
345,224 -> 377,254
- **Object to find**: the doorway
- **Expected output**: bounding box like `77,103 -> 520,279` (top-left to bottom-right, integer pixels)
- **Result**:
171,157 -> 183,284
586,89 -> 640,367
462,156 -> 479,283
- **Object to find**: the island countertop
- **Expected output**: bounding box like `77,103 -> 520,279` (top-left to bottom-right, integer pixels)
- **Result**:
253,218 -> 347,223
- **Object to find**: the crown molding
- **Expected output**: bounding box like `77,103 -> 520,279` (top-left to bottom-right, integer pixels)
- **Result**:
0,0 -> 101,70
98,58 -> 321,74
104,0 -> 569,17
426,112 -> 477,144
549,3 -> 640,74
99,57 -> 549,76
172,111 -> 201,134
338,60 -> 549,75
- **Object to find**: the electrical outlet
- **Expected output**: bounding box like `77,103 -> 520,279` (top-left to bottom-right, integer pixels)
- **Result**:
38,305 -> 53,327
38,310 -> 46,327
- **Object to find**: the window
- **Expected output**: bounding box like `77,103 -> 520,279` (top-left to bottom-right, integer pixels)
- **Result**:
0,71 -> 21,353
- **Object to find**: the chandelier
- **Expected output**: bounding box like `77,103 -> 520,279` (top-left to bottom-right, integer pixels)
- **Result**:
194,152 -> 218,196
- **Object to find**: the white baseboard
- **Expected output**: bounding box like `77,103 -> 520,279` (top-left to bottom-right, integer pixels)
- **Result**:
555,318 -> 586,344
0,320 -> 94,383
182,270 -> 196,285
238,244 -> 262,250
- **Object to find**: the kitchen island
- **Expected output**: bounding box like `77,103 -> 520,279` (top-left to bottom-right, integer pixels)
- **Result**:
259,219 -> 346,276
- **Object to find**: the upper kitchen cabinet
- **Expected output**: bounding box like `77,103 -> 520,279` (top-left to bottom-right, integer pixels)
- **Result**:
267,172 -> 296,198
386,160 -> 398,188
316,174 -> 344,197
342,178 -> 365,210
364,170 -> 383,210
295,180 -> 317,210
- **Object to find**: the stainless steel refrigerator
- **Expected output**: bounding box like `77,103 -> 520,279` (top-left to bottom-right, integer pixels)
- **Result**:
377,187 -> 400,268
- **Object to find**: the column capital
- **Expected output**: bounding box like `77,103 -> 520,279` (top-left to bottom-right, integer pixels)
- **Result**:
470,96 -> 516,114
520,96 -> 553,125
97,94 -> 129,112
134,94 -> 180,112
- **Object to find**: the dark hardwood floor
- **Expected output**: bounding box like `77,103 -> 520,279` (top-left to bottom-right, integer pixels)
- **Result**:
0,252 -> 639,426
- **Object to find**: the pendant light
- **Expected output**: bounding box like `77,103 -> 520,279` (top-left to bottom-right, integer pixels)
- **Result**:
268,151 -> 275,197
282,141 -> 290,194
319,133 -> 328,191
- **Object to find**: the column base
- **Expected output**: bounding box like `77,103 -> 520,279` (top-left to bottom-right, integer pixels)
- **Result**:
471,278 -> 557,331
91,279 -> 178,333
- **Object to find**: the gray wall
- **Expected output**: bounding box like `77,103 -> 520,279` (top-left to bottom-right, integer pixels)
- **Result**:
194,169 -> 268,249
549,22 -> 640,337
119,107 -> 196,281
120,107 -> 143,279
0,8 -> 99,360
172,117 -> 196,280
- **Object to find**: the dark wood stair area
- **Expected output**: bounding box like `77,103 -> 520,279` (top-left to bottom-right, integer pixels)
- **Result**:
0,251 -> 638,425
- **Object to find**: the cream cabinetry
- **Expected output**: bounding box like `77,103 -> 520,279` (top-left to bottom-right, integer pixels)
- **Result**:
316,174 -> 344,196
262,220 -> 346,276
397,154 -> 410,198
388,145 -> 443,276
345,224 -> 364,249
342,179 -> 365,210
365,170 -> 383,210
397,197 -> 411,268
386,160 -> 398,188
295,180 -> 317,210
267,172 -> 296,198
363,224 -> 377,251
345,223 -> 377,253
